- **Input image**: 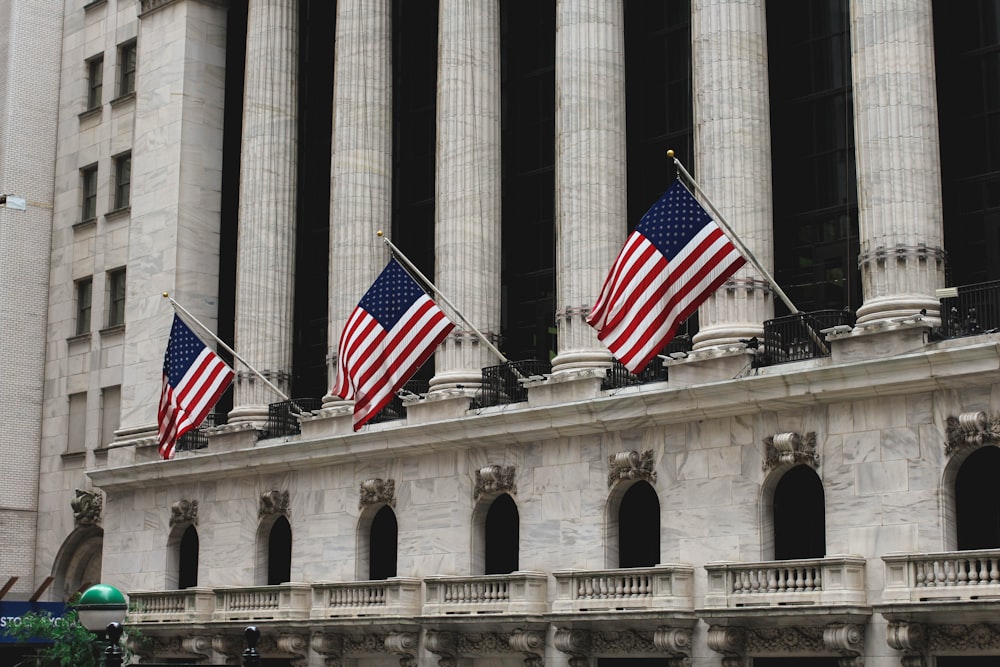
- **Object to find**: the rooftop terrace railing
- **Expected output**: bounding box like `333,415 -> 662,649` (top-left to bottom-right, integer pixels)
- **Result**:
756,310 -> 848,367
937,279 -> 1000,339
476,360 -> 552,408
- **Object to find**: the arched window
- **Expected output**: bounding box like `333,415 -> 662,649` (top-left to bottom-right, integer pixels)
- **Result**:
773,465 -> 825,560
178,525 -> 199,589
956,446 -> 1000,550
369,505 -> 398,580
618,481 -> 660,568
484,494 -> 519,575
267,515 -> 292,585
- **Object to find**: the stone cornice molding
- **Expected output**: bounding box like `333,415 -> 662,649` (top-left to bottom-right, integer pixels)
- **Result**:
138,0 -> 227,19
944,411 -> 1000,455
359,478 -> 395,508
259,489 -> 290,518
90,340 -> 1000,490
475,464 -> 516,499
169,498 -> 198,527
608,450 -> 657,487
762,432 -> 818,471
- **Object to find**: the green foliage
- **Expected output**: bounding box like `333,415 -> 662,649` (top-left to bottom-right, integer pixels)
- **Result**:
4,608 -> 100,667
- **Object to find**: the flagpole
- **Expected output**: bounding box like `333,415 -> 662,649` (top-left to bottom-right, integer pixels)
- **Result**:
376,232 -> 513,367
162,293 -> 293,404
669,150 -> 800,315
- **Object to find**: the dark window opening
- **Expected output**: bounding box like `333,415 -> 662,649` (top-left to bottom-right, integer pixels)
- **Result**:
618,481 -> 660,568
500,0 -> 556,363
767,0 -> 860,315
956,446 -> 1000,550
178,525 -> 199,589
267,516 -> 292,585
484,494 -> 519,575
369,505 -> 398,580
753,659 -> 841,667
934,0 -> 1000,284
291,0 -> 335,401
773,465 -> 826,560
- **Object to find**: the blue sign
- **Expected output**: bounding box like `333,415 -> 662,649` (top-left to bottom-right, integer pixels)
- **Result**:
0,601 -> 68,644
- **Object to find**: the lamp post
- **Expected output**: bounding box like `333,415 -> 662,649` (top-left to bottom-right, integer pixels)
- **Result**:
77,584 -> 128,666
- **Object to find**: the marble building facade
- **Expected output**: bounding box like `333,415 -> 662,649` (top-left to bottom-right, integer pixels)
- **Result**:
5,0 -> 1000,666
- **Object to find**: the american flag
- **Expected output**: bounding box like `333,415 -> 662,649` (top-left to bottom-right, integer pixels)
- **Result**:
332,258 -> 455,430
158,314 -> 234,459
587,180 -> 746,373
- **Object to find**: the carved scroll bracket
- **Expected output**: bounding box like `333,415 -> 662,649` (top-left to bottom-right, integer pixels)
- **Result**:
554,628 -> 591,667
707,626 -> 745,667
311,632 -> 344,667
654,626 -> 693,667
509,629 -> 544,667
607,450 -> 657,487
425,630 -> 458,667
475,465 -> 516,500
360,478 -> 396,508
384,631 -> 417,667
763,432 -> 818,471
259,489 -> 290,518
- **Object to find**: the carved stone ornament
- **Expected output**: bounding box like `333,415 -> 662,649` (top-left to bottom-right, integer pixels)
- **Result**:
510,629 -> 544,666
475,464 -> 516,499
71,489 -> 103,526
344,633 -> 391,655
592,630 -> 656,654
762,432 -> 819,471
212,633 -> 244,660
944,411 -> 1000,456
744,626 -> 826,653
607,450 -> 657,487
384,632 -> 418,667
456,632 -> 515,654
311,633 -> 343,667
926,623 -> 1000,652
259,489 -> 290,518
554,629 -> 591,667
655,626 -> 693,664
359,478 -> 396,509
425,630 -> 458,667
169,499 -> 198,527
887,621 -> 925,654
823,624 -> 864,659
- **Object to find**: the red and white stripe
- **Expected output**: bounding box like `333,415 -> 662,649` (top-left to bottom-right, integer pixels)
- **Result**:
158,348 -> 233,459
588,221 -> 745,373
334,294 -> 454,430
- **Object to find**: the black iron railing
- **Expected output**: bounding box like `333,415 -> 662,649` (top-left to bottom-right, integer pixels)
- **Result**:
368,379 -> 428,425
938,280 -> 1000,339
264,398 -> 322,439
757,310 -> 848,367
176,413 -> 217,452
476,360 -> 552,408
602,335 -> 690,390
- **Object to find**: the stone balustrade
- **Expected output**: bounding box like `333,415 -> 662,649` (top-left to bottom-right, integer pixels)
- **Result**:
704,556 -> 866,607
551,565 -> 694,612
422,571 -> 548,615
883,549 -> 1000,601
311,577 -> 421,618
128,587 -> 215,623
212,583 -> 311,621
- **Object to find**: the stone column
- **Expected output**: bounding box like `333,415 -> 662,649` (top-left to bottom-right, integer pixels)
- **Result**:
429,0 -> 502,392
690,0 -> 774,349
118,0 -> 228,438
322,0 -> 392,408
229,0 -> 299,423
851,0 -> 945,325
549,0 -> 626,374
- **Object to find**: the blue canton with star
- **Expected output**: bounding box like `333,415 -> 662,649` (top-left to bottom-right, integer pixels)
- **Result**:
635,180 -> 712,259
164,315 -> 207,385
359,258 -> 426,329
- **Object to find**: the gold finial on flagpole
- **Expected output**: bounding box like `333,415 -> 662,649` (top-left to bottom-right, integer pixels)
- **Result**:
162,292 -> 169,298
377,230 -> 383,237
667,149 -> 674,159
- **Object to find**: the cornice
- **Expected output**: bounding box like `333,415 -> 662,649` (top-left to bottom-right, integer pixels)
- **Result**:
89,336 -> 1000,491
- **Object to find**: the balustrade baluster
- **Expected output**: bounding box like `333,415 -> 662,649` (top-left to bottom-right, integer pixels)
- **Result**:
958,559 -> 969,585
914,561 -> 926,587
804,567 -> 814,590
945,559 -> 957,585
795,567 -> 805,591
991,557 -> 999,583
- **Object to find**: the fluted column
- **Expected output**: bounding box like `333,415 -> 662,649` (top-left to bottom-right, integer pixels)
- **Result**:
691,0 -> 774,349
851,0 -> 945,324
322,0 -> 392,408
429,0 -> 501,392
549,0 -> 626,374
229,0 -> 299,423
